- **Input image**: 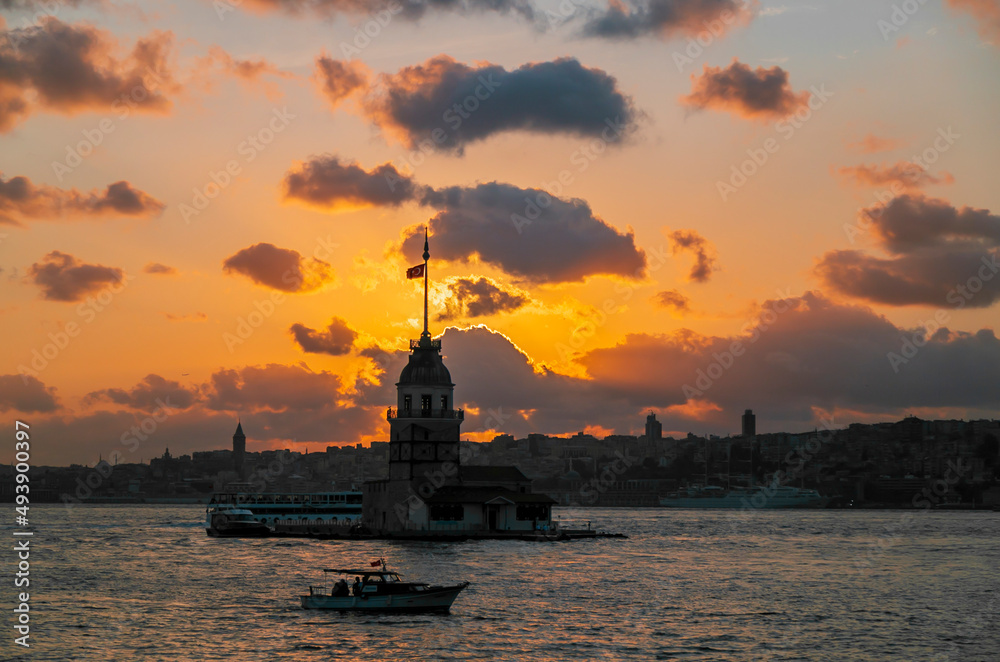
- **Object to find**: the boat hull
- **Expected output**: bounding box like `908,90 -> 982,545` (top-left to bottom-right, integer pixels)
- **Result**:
300,583 -> 469,612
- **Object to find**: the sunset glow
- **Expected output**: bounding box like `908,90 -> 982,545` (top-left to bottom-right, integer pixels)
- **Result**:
2,0 -> 998,465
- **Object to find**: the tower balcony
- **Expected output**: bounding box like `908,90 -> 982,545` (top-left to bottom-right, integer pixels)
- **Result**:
410,338 -> 442,350
387,407 -> 464,421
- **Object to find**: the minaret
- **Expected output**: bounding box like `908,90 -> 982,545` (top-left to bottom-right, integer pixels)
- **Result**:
233,421 -> 246,479
387,230 -> 463,481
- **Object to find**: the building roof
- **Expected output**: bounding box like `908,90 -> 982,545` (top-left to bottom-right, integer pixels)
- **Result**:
425,486 -> 556,505
397,342 -> 453,387
459,465 -> 528,483
234,422 -> 245,438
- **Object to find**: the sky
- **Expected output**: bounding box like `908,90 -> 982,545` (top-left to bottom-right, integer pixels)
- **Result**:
1,0 -> 999,465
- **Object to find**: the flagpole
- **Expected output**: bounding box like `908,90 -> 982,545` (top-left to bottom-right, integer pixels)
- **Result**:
422,226 -> 429,338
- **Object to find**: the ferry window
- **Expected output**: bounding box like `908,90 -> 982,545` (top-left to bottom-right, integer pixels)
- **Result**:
403,394 -> 411,411
421,394 -> 431,411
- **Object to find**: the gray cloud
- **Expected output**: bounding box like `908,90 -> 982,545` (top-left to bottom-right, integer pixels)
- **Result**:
238,0 -> 534,21
817,195 -> 1000,308
313,56 -> 367,108
355,298 -> 1000,440
0,373 -> 58,413
681,60 -> 809,121
579,291 -> 1000,421
668,229 -> 718,282
437,276 -> 530,321
360,55 -> 638,153
222,243 -> 334,293
27,251 -> 125,302
816,249 -> 1000,308
204,363 -> 345,412
0,175 -> 165,225
652,289 -> 691,313
396,182 -> 647,284
85,374 -> 199,410
0,18 -> 177,132
143,262 -> 177,275
282,155 -> 427,210
289,317 -> 358,355
861,194 -> 1000,255
581,0 -> 753,40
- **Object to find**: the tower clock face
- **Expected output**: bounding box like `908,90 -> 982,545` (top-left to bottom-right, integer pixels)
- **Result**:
414,443 -> 433,460
400,443 -> 412,460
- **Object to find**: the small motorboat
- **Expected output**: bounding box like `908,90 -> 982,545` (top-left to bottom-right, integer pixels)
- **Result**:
205,507 -> 271,537
300,560 -> 469,613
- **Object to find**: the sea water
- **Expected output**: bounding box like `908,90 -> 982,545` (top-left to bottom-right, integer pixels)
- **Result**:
2,505 -> 997,661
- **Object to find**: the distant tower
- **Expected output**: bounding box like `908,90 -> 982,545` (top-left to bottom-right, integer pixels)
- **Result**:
742,409 -> 756,438
233,421 -> 246,479
645,412 -> 662,441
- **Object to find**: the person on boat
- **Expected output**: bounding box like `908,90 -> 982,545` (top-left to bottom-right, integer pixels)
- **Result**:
352,577 -> 363,596
332,579 -> 348,597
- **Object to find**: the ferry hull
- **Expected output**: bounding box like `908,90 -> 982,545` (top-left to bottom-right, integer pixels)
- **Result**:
300,584 -> 469,612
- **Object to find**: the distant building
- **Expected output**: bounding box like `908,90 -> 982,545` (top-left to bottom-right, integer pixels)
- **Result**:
742,409 -> 756,438
645,412 -> 662,442
233,421 -> 246,479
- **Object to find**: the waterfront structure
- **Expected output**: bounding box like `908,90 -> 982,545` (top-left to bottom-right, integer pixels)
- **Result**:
362,232 -> 555,535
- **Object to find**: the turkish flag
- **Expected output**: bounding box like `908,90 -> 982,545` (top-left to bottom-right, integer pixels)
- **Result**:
406,264 -> 424,279
370,559 -> 382,567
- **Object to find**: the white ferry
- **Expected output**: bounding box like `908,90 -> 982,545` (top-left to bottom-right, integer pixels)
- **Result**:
205,491 -> 363,536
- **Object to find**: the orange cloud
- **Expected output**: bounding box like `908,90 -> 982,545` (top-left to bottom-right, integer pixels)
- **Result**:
222,242 -> 335,293
314,56 -> 369,109
837,162 -> 954,191
946,0 -> 1000,43
196,46 -> 295,99
846,133 -> 907,154
681,60 -> 810,121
